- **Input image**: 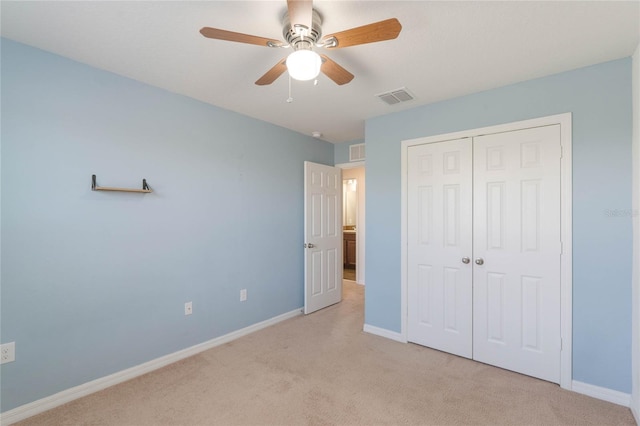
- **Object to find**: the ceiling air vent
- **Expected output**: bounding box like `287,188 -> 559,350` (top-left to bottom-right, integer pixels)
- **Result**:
376,87 -> 415,106
349,143 -> 365,162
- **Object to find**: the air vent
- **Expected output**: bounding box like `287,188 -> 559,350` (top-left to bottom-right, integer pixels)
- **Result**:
349,143 -> 365,162
376,87 -> 415,106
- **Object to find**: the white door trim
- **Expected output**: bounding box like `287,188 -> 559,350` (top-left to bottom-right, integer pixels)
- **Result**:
335,161 -> 365,169
400,113 -> 573,390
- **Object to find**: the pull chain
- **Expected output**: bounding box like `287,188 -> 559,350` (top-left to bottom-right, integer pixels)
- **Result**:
286,75 -> 293,103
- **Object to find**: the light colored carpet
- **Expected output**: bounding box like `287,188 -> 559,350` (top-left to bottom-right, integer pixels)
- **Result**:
17,281 -> 635,425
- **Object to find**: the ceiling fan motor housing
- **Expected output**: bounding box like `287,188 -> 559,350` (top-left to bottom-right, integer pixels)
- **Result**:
282,9 -> 323,48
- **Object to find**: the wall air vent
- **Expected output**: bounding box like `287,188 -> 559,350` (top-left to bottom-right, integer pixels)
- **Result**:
376,87 -> 415,106
349,143 -> 365,162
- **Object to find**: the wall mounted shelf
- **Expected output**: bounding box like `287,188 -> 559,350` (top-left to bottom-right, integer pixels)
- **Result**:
91,174 -> 152,193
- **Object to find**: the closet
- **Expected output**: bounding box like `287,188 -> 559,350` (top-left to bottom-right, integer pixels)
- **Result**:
406,124 -> 562,384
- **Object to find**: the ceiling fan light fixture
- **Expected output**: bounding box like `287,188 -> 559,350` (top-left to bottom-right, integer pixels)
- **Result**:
286,49 -> 321,81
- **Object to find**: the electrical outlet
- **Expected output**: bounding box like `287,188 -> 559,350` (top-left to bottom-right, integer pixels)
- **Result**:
240,289 -> 247,302
1,342 -> 15,364
184,301 -> 193,316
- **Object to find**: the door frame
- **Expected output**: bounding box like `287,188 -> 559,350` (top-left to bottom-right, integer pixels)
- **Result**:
400,113 -> 572,390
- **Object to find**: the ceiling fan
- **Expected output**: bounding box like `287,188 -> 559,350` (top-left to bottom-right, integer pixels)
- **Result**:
199,0 -> 402,86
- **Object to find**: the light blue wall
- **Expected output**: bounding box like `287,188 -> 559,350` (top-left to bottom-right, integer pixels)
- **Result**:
365,58 -> 633,393
0,39 -> 333,412
334,139 -> 364,165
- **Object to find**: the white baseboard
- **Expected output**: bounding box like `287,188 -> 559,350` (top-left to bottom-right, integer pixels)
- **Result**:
571,380 -> 631,407
0,308 -> 302,426
363,323 -> 406,343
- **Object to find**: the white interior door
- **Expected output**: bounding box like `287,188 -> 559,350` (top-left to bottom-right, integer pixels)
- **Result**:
407,138 -> 473,358
472,125 -> 562,383
304,161 -> 342,314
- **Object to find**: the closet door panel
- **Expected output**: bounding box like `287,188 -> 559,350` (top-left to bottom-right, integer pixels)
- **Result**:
407,139 -> 473,358
472,125 -> 562,383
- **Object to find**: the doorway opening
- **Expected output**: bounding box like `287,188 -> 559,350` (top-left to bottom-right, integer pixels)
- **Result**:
339,164 -> 365,285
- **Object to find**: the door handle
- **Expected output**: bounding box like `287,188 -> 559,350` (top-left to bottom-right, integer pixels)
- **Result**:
475,258 -> 484,265
461,257 -> 470,264
307,243 -> 315,249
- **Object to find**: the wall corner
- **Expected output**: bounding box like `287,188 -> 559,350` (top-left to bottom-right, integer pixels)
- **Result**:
631,42 -> 640,424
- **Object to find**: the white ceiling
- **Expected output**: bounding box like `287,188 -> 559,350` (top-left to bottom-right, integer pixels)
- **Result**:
2,1 -> 639,143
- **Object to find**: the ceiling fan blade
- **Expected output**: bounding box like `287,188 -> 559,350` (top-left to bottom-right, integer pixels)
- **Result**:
287,0 -> 313,31
255,58 -> 288,85
320,55 -> 354,85
200,27 -> 281,47
321,18 -> 402,49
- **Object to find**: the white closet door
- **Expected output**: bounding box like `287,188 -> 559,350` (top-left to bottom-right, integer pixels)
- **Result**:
472,125 -> 562,383
407,138 -> 473,358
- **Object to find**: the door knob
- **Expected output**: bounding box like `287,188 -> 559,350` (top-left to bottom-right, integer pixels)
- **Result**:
475,258 -> 484,265
307,243 -> 315,249
461,257 -> 470,264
